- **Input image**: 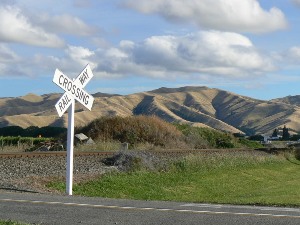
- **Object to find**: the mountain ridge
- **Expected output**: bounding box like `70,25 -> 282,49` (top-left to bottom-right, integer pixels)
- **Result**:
1,86 -> 299,135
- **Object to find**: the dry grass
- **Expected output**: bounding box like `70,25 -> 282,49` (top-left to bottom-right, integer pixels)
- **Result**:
75,141 -> 121,152
78,115 -> 187,149
0,144 -> 31,153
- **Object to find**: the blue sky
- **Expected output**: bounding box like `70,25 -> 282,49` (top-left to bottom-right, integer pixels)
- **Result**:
1,0 -> 300,100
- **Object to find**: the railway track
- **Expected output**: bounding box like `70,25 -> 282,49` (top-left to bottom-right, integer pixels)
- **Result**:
0,148 -> 263,159
0,151 -> 114,158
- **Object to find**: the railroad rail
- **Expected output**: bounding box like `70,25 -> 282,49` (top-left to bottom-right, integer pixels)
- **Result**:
0,148 -> 268,159
0,151 -> 115,158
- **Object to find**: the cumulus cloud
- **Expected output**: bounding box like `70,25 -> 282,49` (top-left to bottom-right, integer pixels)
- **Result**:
64,45 -> 96,70
0,44 -> 96,78
91,31 -> 275,79
0,44 -> 31,77
31,31 -> 273,79
0,0 -> 16,6
0,6 -> 65,48
285,46 -> 300,64
34,13 -> 97,36
1,31 -> 276,79
124,0 -> 288,33
0,44 -> 20,63
288,47 -> 300,57
0,44 -> 18,75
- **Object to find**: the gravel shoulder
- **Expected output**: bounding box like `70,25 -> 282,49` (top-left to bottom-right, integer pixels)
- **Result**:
0,155 -> 116,194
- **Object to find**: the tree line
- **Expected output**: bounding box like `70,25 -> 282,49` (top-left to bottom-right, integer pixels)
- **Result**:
0,126 -> 66,138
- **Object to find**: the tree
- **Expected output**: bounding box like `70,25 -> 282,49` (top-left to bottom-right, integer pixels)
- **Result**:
0,126 -> 24,136
272,129 -> 278,137
24,126 -> 39,137
282,125 -> 290,140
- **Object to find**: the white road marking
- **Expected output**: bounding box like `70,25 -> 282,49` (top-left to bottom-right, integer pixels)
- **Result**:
1,199 -> 300,219
182,203 -> 300,213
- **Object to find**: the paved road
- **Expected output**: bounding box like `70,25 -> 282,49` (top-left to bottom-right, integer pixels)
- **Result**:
0,192 -> 300,225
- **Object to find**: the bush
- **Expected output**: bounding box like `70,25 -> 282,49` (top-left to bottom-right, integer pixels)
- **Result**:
0,136 -> 52,146
77,116 -> 187,149
238,138 -> 263,148
102,151 -> 166,172
295,149 -> 300,160
76,116 -> 262,150
175,124 -> 237,149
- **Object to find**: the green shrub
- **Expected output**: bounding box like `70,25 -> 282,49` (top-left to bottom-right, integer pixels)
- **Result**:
175,124 -> 237,148
0,136 -> 53,146
174,124 -> 263,149
237,138 -> 263,148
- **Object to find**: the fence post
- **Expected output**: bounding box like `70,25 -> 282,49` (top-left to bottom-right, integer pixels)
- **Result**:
121,142 -> 129,151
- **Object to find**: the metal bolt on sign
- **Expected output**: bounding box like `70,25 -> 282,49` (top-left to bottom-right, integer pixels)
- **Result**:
53,64 -> 94,195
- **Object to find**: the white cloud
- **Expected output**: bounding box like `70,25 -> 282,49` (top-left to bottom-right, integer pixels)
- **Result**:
0,44 -> 20,63
0,1 -> 16,6
284,46 -> 300,65
0,44 -> 96,78
0,44 -> 37,77
34,13 -> 97,36
65,45 -> 95,67
288,46 -> 300,58
125,0 -> 288,33
1,32 -> 276,80
0,6 -> 65,48
36,45 -> 96,77
91,31 -> 275,79
0,44 -> 22,77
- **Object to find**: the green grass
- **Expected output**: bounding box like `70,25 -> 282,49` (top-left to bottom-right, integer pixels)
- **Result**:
175,124 -> 263,149
0,220 -> 30,225
47,153 -> 300,206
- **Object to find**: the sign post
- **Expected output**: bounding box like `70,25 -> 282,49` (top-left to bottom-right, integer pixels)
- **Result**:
66,97 -> 75,195
53,64 -> 94,195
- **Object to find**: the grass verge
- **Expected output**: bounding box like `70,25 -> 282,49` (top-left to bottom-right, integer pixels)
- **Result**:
47,152 -> 300,206
0,220 -> 30,225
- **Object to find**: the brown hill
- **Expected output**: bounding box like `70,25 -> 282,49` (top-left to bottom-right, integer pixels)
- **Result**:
1,86 -> 299,135
271,95 -> 300,106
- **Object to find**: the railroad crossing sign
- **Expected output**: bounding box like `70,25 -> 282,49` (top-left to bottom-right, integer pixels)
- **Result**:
53,64 -> 94,195
53,64 -> 94,117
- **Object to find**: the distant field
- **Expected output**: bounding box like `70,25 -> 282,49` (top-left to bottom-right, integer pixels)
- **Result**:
48,151 -> 300,206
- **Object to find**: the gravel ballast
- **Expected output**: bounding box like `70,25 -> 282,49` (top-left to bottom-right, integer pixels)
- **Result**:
0,155 -> 114,193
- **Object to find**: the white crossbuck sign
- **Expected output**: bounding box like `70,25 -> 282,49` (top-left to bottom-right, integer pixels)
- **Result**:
53,64 -> 94,117
53,64 -> 94,195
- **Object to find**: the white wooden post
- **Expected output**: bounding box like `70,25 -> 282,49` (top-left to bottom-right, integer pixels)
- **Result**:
66,98 -> 75,195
